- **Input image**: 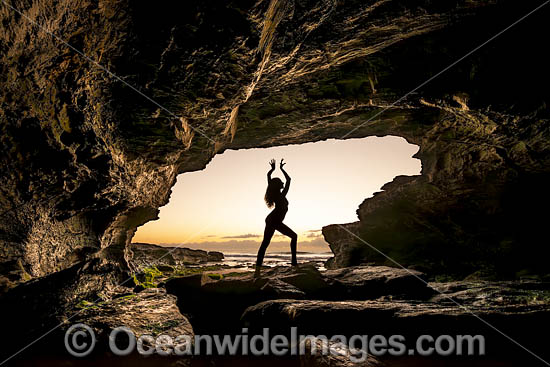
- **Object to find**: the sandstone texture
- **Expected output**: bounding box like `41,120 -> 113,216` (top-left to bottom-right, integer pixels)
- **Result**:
3,2 -> 550,365
0,0 -> 549,294
165,264 -> 435,333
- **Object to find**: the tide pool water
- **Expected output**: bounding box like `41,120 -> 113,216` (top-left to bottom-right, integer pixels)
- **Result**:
216,252 -> 333,270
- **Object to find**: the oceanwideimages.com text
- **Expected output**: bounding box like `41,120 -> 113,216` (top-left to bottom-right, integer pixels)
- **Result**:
65,324 -> 486,362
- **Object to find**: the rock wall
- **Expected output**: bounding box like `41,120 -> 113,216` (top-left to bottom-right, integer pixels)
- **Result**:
1,0 -> 549,291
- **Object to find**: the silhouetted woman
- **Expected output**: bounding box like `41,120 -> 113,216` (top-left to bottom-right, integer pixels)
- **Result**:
255,158 -> 298,277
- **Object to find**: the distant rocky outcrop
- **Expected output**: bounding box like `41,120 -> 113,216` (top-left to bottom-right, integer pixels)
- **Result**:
129,242 -> 223,271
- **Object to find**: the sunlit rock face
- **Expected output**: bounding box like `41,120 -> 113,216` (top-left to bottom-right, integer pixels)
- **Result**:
0,0 -> 549,290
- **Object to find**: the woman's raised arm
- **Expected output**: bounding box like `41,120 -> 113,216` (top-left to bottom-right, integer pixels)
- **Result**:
267,159 -> 276,183
280,159 -> 291,196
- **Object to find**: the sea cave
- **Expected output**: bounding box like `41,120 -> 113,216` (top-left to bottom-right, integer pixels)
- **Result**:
1,0 -> 550,366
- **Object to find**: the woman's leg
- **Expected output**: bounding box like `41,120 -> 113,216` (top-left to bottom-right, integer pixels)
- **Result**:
275,222 -> 298,266
256,223 -> 276,272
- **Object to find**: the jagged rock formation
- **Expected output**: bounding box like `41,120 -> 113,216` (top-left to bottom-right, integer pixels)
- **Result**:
1,0 -> 549,294
162,264 -> 550,363
71,287 -> 194,361
0,281 -> 195,364
242,280 -> 550,363
165,264 -> 435,334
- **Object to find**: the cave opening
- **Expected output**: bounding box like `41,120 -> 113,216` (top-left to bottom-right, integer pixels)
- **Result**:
132,135 -> 421,268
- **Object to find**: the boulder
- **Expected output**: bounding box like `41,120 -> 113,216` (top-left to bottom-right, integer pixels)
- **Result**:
322,265 -> 436,300
261,278 -> 306,299
242,281 -> 550,362
300,338 -> 383,367
207,251 -> 225,262
165,266 -> 316,334
73,287 -> 193,341
165,264 -> 435,334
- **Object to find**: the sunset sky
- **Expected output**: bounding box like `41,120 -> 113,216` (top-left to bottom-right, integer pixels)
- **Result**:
133,136 -> 421,253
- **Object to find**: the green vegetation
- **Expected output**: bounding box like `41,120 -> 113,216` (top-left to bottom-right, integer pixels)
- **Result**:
114,294 -> 138,302
518,290 -> 550,305
147,320 -> 182,334
133,266 -> 164,288
131,264 -> 251,287
17,260 -> 32,282
172,265 -> 225,277
221,271 -> 252,278
207,273 -> 223,280
75,299 -> 103,310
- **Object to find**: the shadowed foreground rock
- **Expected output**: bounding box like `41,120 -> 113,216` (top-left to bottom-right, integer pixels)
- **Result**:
0,268 -> 194,366
322,265 -> 435,300
72,287 -> 194,344
242,282 -> 550,363
300,338 -> 383,367
165,264 -> 435,334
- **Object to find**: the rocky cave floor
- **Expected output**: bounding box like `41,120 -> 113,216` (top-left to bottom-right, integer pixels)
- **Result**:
6,259 -> 548,367
2,0 -> 550,366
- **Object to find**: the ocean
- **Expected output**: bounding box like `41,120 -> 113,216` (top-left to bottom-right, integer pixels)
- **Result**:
215,252 -> 333,270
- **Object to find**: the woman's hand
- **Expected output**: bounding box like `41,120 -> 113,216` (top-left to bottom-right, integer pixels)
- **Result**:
269,159 -> 276,170
280,158 -> 286,170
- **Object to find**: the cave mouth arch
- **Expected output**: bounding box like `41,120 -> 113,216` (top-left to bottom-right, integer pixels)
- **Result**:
132,135 -> 421,267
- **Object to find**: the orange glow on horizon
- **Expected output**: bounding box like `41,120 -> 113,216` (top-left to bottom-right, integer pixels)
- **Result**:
133,136 -> 421,252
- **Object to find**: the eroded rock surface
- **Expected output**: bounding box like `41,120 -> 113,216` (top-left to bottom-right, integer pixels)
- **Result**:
71,287 -> 193,351
1,285 -> 194,365
165,264 -> 434,334
1,0 -> 549,290
242,282 -> 550,362
300,338 -> 383,367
